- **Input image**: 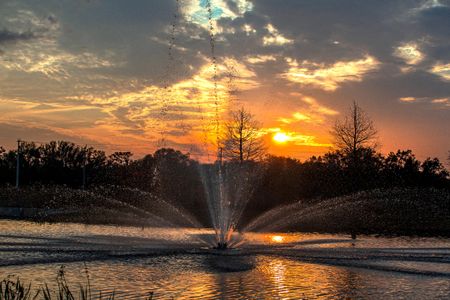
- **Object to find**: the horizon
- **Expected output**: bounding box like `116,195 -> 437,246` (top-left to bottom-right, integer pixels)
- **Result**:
1,2 -> 450,298
0,0 -> 449,163
1,138 -> 449,169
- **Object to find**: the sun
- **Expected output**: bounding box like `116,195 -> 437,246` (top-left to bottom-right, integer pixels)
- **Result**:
273,132 -> 290,143
271,235 -> 285,243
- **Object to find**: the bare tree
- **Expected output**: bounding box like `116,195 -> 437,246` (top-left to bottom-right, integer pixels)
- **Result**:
331,101 -> 378,156
221,107 -> 266,162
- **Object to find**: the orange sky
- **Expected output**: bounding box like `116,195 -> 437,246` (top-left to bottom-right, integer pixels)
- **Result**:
0,0 -> 449,163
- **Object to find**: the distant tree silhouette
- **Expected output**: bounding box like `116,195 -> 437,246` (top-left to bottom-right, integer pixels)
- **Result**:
331,101 -> 378,156
108,152 -> 133,166
420,157 -> 449,187
384,150 -> 420,186
331,101 -> 379,192
221,107 -> 266,162
0,138 -> 448,230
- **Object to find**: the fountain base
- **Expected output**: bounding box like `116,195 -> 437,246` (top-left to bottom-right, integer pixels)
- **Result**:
214,242 -> 228,250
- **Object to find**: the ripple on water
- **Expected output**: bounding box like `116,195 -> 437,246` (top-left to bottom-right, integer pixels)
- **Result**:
1,220 -> 450,299
1,255 -> 450,299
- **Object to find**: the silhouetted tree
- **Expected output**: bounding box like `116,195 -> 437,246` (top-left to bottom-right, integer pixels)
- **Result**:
420,157 -> 449,187
126,154 -> 157,192
108,152 -> 133,166
0,138 -> 449,230
383,150 -> 420,186
331,101 -> 378,192
246,155 -> 303,220
331,101 -> 378,157
221,107 -> 266,162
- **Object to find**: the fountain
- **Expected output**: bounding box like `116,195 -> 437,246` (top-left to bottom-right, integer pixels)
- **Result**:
200,160 -> 262,249
1,1 -> 450,299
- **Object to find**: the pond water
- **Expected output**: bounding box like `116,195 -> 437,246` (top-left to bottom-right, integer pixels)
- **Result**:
1,220 -> 450,299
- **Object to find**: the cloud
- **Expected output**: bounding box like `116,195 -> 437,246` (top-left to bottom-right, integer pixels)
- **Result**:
399,96 -> 417,102
432,97 -> 449,103
246,54 -> 276,64
182,0 -> 253,28
394,42 -> 424,65
263,24 -> 293,46
0,29 -> 36,45
65,57 -> 259,146
0,10 -> 118,80
242,23 -> 256,35
279,112 -> 311,124
397,96 -> 449,108
431,97 -> 450,107
282,55 -> 380,91
429,62 -> 450,80
275,95 -> 338,127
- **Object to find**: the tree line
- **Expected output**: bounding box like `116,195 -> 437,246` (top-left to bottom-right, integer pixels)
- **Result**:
0,102 -> 448,226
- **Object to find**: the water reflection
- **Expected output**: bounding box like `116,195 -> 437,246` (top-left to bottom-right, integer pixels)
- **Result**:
1,220 -> 450,298
2,255 -> 450,299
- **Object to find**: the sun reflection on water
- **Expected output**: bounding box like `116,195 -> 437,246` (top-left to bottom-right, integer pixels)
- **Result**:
2,221 -> 450,298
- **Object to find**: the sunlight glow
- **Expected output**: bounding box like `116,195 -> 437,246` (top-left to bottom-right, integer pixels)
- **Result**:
273,132 -> 290,143
271,235 -> 285,243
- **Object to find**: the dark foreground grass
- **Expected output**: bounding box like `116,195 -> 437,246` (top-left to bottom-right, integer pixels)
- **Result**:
0,266 -> 154,300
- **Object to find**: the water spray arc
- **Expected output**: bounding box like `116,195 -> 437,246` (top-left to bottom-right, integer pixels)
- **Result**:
157,0 -> 255,249
204,0 -> 232,249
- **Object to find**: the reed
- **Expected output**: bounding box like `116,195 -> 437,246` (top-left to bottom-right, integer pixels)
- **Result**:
0,266 -> 154,300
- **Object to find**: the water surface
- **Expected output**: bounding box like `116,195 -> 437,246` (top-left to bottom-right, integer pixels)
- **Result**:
1,220 -> 449,299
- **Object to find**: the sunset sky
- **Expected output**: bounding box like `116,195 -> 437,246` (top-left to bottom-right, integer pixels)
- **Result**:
0,0 -> 449,162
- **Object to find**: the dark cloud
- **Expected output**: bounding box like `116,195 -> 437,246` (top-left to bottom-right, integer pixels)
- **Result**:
418,5 -> 450,38
0,29 -> 36,45
0,123 -> 97,150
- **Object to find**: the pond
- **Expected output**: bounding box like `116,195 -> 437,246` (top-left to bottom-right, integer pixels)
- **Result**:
1,220 -> 450,299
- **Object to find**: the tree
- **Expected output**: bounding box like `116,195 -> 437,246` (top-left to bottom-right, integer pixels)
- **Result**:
108,152 -> 133,166
331,101 -> 378,156
420,157 -> 449,187
384,150 -> 420,186
221,107 -> 266,162
331,101 -> 379,195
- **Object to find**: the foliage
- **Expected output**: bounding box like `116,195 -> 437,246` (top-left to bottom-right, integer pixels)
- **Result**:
0,139 -> 449,233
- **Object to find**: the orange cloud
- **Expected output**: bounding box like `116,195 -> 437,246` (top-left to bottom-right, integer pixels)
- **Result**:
282,55 -> 379,91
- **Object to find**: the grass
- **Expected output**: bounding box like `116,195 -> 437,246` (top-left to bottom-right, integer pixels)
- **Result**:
0,266 -> 154,300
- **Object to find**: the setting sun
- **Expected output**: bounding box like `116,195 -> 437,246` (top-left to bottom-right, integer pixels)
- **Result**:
0,1 -> 449,299
271,235 -> 285,243
273,132 -> 290,143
